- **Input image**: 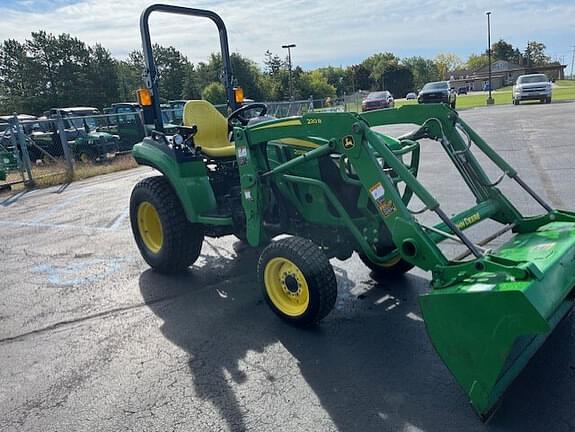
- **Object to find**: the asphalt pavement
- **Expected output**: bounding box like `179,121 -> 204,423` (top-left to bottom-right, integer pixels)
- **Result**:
1,102 -> 575,432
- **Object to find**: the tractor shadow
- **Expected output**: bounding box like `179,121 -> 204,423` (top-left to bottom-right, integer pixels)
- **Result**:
139,246 -> 575,432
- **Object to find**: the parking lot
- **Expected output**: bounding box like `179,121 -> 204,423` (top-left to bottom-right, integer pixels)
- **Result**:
1,102 -> 575,432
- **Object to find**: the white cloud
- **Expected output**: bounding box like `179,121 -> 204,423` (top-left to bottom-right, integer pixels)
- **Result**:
0,0 -> 574,68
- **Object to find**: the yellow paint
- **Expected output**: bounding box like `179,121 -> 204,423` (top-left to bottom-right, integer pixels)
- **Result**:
252,119 -> 302,130
456,212 -> 481,230
264,257 -> 310,316
137,201 -> 163,253
182,100 -> 236,158
276,138 -> 320,149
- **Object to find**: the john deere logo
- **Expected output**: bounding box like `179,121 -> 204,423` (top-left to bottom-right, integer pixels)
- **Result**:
343,136 -> 355,149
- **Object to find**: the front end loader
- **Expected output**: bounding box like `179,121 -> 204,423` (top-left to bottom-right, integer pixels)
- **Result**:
130,4 -> 575,419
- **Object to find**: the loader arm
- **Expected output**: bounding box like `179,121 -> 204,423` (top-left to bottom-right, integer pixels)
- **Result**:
234,106 -> 575,418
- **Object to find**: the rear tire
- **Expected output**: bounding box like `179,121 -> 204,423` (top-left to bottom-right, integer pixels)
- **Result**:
258,237 -> 337,327
359,253 -> 414,278
130,175 -> 204,274
78,150 -> 97,163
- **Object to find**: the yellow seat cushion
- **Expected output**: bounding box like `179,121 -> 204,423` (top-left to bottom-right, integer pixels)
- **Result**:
182,100 -> 236,158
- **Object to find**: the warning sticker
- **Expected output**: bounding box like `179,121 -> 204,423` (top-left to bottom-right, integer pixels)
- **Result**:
369,182 -> 395,217
369,182 -> 385,202
237,146 -> 248,165
378,200 -> 397,217
343,135 -> 355,149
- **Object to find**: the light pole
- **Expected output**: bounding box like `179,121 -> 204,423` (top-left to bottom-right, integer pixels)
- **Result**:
282,43 -> 296,100
486,11 -> 495,105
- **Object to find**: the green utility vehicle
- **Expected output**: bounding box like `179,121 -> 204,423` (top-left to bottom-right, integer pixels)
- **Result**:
129,4 -> 575,419
0,143 -> 16,189
103,102 -> 178,152
45,107 -> 120,162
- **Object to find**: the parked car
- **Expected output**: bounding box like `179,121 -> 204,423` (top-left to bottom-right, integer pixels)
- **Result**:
417,81 -> 456,108
512,74 -> 552,105
482,82 -> 493,92
361,91 -> 394,111
406,92 -> 417,100
457,87 -> 468,95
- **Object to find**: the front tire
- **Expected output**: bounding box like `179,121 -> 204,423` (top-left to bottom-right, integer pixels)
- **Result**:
258,237 -> 337,327
130,176 -> 204,274
359,253 -> 414,278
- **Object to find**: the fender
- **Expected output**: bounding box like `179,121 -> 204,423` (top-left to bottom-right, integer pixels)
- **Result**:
132,137 -> 217,222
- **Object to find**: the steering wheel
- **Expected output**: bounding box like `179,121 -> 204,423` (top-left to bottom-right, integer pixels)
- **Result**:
227,103 -> 268,126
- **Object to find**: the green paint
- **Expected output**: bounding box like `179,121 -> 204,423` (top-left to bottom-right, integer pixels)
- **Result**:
133,103 -> 575,417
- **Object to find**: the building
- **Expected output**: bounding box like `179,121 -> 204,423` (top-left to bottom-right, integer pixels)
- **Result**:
448,60 -> 567,92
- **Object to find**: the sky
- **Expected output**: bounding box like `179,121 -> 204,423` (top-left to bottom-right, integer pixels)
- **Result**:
0,0 -> 574,69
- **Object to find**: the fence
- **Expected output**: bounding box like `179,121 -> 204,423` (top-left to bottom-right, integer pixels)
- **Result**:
0,96 -> 361,191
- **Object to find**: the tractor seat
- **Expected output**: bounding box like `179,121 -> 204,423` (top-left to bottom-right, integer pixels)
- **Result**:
182,100 -> 236,158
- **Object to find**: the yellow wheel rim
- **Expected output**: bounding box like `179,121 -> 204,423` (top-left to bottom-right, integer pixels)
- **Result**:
137,201 -> 163,254
264,257 -> 310,317
380,255 -> 401,268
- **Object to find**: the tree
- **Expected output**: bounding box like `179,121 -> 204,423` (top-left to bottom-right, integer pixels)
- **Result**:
403,56 -> 441,90
263,50 -> 284,77
362,52 -> 400,90
295,70 -> 336,100
181,64 -> 201,100
201,82 -> 226,104
115,60 -> 140,102
87,44 -> 118,108
230,53 -> 265,100
491,39 -> 514,62
490,39 -> 523,65
0,39 -> 33,113
465,53 -> 490,71
434,53 -> 463,79
348,64 -> 371,92
153,45 -> 189,101
524,41 -> 550,66
316,66 -> 347,95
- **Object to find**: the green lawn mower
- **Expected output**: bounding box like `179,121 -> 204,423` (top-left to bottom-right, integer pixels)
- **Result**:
130,4 -> 575,419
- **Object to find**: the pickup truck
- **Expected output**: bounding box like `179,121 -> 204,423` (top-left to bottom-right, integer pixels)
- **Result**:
512,74 -> 552,105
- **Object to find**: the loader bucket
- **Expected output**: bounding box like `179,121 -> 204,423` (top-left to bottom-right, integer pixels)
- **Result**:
420,221 -> 575,419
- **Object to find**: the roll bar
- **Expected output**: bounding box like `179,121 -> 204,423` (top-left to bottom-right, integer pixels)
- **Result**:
139,4 -> 236,131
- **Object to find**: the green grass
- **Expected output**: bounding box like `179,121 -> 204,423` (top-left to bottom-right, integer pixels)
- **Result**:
346,80 -> 575,112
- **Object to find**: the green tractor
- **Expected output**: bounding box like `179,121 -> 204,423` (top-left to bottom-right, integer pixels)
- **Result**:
130,4 -> 575,419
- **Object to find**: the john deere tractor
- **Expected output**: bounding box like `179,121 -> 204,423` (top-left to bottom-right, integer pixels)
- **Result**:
130,4 -> 575,419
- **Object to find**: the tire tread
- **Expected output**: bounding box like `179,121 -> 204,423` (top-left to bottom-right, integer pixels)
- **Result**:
130,176 -> 203,274
258,237 -> 337,326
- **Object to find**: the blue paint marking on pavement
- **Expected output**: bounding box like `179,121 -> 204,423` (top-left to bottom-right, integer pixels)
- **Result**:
32,257 -> 125,287
109,207 -> 130,230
